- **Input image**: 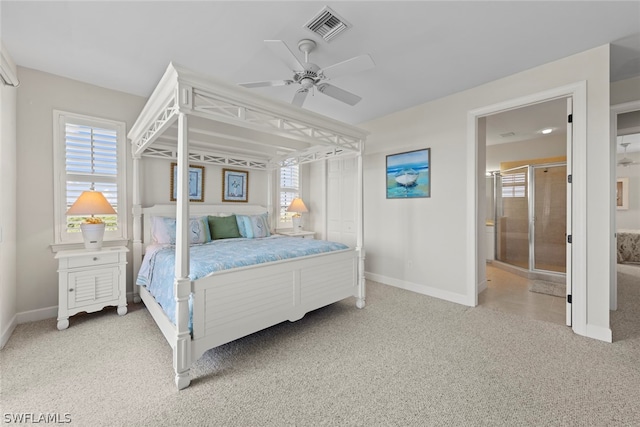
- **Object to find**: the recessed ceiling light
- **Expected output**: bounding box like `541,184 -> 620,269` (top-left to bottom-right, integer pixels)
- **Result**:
541,128 -> 553,134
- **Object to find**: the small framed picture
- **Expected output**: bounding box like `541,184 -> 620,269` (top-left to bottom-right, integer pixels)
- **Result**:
222,168 -> 248,202
386,148 -> 431,199
170,163 -> 205,202
616,177 -> 629,210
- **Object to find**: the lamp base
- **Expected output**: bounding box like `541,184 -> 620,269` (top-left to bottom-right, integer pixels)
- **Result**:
292,216 -> 302,232
80,223 -> 105,249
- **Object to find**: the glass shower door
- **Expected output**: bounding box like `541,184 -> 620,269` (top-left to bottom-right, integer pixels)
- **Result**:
496,166 -> 529,269
533,165 -> 567,273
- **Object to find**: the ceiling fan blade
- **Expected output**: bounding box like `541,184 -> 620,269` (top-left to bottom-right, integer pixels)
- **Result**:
292,89 -> 309,107
239,80 -> 293,88
319,54 -> 375,80
618,157 -> 639,166
316,83 -> 362,106
265,40 -> 304,72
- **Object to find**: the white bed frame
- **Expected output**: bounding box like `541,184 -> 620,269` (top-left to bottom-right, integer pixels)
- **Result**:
128,63 -> 367,389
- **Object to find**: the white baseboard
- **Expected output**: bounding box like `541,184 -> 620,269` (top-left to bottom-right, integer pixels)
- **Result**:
16,305 -> 58,324
365,272 -> 475,306
585,323 -> 612,343
1,315 -> 17,349
13,292 -> 138,327
478,278 -> 488,293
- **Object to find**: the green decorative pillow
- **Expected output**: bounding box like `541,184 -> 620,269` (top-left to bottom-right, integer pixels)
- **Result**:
208,215 -> 241,240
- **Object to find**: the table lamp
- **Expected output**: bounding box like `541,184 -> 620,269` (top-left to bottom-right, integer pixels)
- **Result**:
66,190 -> 116,249
286,198 -> 308,231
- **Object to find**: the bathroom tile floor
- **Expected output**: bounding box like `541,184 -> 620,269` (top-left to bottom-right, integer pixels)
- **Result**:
480,263 -> 566,326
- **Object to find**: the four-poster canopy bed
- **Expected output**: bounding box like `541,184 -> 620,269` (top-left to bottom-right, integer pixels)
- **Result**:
127,63 -> 368,390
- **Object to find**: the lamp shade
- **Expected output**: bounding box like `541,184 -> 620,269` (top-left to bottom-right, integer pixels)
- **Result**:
67,190 -> 115,249
66,190 -> 116,216
286,198 -> 308,214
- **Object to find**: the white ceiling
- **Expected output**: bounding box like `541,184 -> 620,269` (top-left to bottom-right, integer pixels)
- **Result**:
486,99 -> 640,154
2,1 -> 639,130
485,98 -> 568,145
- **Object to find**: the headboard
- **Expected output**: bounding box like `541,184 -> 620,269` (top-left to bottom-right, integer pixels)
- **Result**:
141,204 -> 268,252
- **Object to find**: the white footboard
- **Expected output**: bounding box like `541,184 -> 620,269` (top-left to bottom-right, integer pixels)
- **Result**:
190,249 -> 357,361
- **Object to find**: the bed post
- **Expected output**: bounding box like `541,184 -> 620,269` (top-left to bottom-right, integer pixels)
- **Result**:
132,155 -> 142,303
267,164 -> 275,230
174,111 -> 192,390
356,147 -> 366,309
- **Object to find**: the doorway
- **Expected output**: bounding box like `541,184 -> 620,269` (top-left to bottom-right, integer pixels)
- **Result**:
467,81 -> 587,335
610,101 -> 640,313
481,99 -> 568,325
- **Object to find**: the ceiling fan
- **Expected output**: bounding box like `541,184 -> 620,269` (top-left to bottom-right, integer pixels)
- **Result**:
239,39 -> 375,107
618,141 -> 640,167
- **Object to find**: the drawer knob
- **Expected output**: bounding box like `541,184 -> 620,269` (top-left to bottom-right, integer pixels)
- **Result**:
69,288 -> 74,292
93,257 -> 98,261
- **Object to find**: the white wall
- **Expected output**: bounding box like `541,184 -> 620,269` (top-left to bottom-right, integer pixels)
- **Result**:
0,48 -> 18,347
611,76 -> 640,105
361,45 -> 612,339
140,158 -> 268,208
486,134 -> 566,171
15,67 -> 146,315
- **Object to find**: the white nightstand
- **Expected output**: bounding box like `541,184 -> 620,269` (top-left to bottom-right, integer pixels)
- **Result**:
278,230 -> 315,239
55,246 -> 129,330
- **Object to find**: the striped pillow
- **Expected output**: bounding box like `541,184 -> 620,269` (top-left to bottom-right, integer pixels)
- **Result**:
236,212 -> 271,238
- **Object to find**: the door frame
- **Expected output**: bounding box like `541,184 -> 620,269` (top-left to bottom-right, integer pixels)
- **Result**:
609,100 -> 640,311
467,81 -> 587,336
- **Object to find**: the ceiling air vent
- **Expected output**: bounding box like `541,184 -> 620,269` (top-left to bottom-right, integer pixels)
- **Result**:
304,6 -> 350,43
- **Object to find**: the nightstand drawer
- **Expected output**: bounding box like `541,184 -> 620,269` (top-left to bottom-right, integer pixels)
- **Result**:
67,252 -> 120,268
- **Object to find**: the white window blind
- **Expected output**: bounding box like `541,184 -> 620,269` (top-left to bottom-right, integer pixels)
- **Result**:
279,164 -> 300,224
53,111 -> 127,244
501,172 -> 527,198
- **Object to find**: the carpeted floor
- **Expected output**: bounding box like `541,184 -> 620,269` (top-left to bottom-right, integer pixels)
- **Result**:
1,269 -> 638,426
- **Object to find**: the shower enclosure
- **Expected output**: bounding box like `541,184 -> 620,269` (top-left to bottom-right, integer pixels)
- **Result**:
489,163 -> 567,274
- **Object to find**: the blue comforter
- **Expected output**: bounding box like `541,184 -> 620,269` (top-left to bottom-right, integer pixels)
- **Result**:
137,235 -> 349,328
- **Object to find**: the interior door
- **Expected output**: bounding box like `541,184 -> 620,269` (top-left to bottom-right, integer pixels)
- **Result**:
566,98 -> 573,327
532,164 -> 567,273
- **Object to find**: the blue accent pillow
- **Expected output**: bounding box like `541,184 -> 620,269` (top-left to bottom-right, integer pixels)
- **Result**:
236,212 -> 271,238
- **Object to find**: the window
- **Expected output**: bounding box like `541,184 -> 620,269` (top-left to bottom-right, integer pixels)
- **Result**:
278,163 -> 300,227
53,111 -> 127,245
501,172 -> 527,198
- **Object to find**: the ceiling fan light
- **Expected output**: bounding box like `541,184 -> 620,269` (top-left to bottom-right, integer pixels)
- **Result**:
300,77 -> 315,88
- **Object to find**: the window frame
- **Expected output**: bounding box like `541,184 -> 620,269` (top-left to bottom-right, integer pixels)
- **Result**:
501,171 -> 527,198
277,163 -> 301,229
52,110 -> 128,246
